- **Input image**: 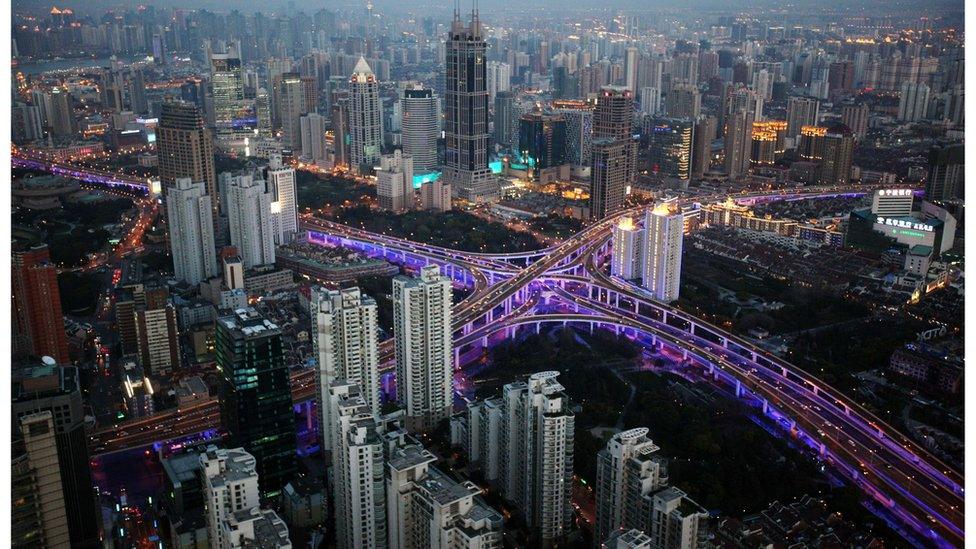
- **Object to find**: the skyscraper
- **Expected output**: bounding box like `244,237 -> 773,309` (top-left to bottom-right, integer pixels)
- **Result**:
314,287 -> 380,452
642,203 -> 683,303
376,149 -> 415,211
401,85 -> 439,174
13,362 -> 100,546
349,57 -> 384,174
493,91 -> 518,152
724,108 -> 755,179
157,100 -> 217,202
445,10 -> 496,202
692,115 -> 717,177
265,155 -> 298,243
133,287 -> 181,376
329,382 -> 388,549
552,99 -> 594,167
785,96 -> 819,139
611,217 -> 643,280
487,60 -> 512,103
16,412 -> 71,548
393,265 -> 453,432
277,72 -> 307,151
646,117 -> 694,183
47,87 -> 75,137
518,110 -> 568,171
330,95 -> 351,170
210,42 -> 247,139
925,143 -> 964,201
12,244 -> 69,364
666,83 -> 700,119
898,82 -> 930,122
624,47 -> 639,91
166,178 -> 218,285
841,102 -> 869,139
215,308 -> 296,499
817,126 -> 855,185
590,86 -> 637,220
225,173 -> 276,268
300,112 -> 328,163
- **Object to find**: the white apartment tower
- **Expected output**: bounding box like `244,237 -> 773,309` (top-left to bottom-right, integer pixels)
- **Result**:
594,428 -> 666,544
226,173 -> 277,268
300,112 -> 328,164
314,287 -> 380,452
642,204 -> 684,303
393,265 -> 453,432
349,57 -> 384,174
200,446 -> 261,549
329,382 -> 388,549
166,177 -> 218,285
487,61 -> 512,103
377,150 -> 415,211
611,217 -> 644,280
266,155 -> 298,243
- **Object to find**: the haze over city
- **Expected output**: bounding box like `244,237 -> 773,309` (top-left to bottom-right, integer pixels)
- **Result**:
6,0 -> 967,548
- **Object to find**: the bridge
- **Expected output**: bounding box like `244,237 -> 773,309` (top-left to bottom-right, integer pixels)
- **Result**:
38,156 -> 957,546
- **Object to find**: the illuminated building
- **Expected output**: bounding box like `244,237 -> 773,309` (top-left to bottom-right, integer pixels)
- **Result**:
590,87 -> 637,219
642,203 -> 683,303
277,72 -> 307,152
646,117 -> 694,182
797,125 -> 827,162
210,42 -> 250,139
612,217 -> 643,280
157,99 -> 216,202
401,85 -> 439,174
265,155 -> 298,243
349,58 -> 384,174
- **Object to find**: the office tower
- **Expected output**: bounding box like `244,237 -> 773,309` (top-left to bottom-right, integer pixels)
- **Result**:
594,429 -> 706,549
552,100 -> 594,167
167,178 -> 218,285
266,155 -> 298,243
842,103 -> 869,139
518,110 -> 568,170
501,372 -> 575,546
785,96 -> 819,139
393,265 -> 453,432
11,244 -> 69,364
590,86 -> 637,220
215,308 -> 296,499
692,115 -> 717,177
420,179 -> 452,212
624,47 -> 639,91
817,126 -> 855,185
181,79 -> 206,109
925,143 -> 964,201
646,118 -> 694,183
349,57 -> 384,174
386,444 -> 504,548
377,150 -> 415,211
594,428 -> 665,544
15,412 -> 70,547
128,68 -> 148,114
314,287 -> 380,452
256,88 -> 272,137
201,446 -> 260,548
640,87 -> 661,115
330,96 -> 351,169
445,10 -> 496,202
487,60 -> 512,103
898,82 -> 930,122
642,203 -> 683,303
329,382 -> 388,549
666,83 -> 700,119
611,217 -> 643,280
225,173 -> 276,268
210,42 -> 246,139
157,100 -> 217,201
871,188 -> 915,217
300,112 -> 328,162
278,72 -> 307,151
493,91 -> 518,152
48,87 -> 74,137
13,362 -> 100,546
723,108 -> 755,178
401,85 -> 439,174
134,287 -> 180,376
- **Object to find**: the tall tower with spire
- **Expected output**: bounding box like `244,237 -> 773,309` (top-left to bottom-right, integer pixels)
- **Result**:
444,5 -> 497,202
349,57 -> 383,174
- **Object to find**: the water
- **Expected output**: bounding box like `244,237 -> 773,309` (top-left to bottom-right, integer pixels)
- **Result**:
15,55 -> 143,76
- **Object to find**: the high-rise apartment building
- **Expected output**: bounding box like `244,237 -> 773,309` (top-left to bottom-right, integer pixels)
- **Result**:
200,446 -> 261,548
898,82 -> 930,122
841,102 -> 870,139
393,265 -> 453,432
624,47 -> 639,91
387,444 -> 504,548
377,150 -> 415,211
692,115 -> 717,177
47,87 -> 75,137
817,127 -> 855,185
314,287 -> 380,451
785,96 -> 819,139
300,112 -> 328,163
157,100 -> 217,202
612,217 -> 644,280
12,244 -> 69,364
266,155 -> 298,243
925,143 -> 964,201
401,85 -> 439,174
134,287 -> 181,376
349,57 -> 384,174
723,108 -> 755,179
225,173 -> 276,268
329,382 -> 388,549
445,11 -> 496,202
642,203 -> 684,303
216,308 -> 296,499
487,61 -> 512,103
166,177 -> 218,285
